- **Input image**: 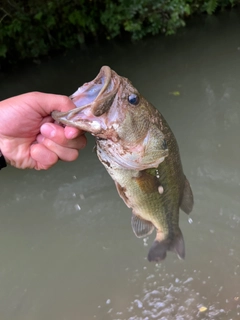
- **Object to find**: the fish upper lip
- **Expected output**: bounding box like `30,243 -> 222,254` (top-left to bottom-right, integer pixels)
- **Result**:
52,66 -> 120,127
70,66 -> 113,108
94,66 -> 112,100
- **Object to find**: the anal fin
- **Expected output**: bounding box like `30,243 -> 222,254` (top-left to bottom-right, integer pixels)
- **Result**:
131,214 -> 155,238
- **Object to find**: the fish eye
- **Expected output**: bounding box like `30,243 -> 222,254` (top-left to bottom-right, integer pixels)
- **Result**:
162,139 -> 168,150
128,94 -> 139,105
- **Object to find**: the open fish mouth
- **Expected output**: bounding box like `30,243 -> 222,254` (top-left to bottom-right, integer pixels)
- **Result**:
52,66 -> 120,132
70,66 -> 114,112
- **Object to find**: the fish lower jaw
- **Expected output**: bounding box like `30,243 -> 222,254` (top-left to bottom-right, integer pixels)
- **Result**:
86,120 -> 102,131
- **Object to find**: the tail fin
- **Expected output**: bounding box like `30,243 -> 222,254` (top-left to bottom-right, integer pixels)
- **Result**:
147,228 -> 185,262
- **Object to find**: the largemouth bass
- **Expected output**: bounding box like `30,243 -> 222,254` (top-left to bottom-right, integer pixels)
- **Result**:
52,66 -> 194,262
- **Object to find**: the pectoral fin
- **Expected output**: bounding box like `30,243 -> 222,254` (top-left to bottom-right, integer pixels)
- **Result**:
180,177 -> 194,214
131,214 -> 155,238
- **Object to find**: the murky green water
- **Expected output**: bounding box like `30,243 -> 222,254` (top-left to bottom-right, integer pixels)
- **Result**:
0,10 -> 240,320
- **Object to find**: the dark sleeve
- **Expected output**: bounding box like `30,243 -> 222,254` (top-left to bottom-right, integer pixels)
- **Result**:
0,150 -> 7,170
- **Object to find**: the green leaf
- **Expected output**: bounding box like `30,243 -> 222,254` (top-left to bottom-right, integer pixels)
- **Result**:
34,12 -> 43,21
206,0 -> 218,14
46,16 -> 56,28
0,44 -> 7,57
185,4 -> 191,15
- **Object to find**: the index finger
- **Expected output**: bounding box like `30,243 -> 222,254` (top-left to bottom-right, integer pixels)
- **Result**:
64,126 -> 85,139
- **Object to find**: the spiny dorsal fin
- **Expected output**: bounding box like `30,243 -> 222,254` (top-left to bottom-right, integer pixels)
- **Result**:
131,214 -> 155,238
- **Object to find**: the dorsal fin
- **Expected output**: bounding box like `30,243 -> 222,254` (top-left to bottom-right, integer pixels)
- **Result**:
180,177 -> 194,214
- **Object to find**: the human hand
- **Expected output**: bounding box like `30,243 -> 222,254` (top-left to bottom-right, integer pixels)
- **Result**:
0,92 -> 86,170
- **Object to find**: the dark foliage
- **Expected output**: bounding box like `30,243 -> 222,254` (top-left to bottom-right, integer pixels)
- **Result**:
0,0 -> 238,65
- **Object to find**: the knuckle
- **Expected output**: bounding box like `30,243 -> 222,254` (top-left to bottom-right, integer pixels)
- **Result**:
44,138 -> 53,149
52,126 -> 67,145
60,95 -> 71,107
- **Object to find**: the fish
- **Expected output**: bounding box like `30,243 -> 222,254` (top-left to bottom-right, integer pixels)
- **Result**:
52,66 -> 194,262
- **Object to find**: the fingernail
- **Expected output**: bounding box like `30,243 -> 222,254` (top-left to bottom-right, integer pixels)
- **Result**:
65,128 -> 78,139
37,134 -> 44,143
41,123 -> 56,138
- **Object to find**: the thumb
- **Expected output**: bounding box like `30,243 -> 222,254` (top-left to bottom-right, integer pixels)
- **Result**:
27,92 -> 76,116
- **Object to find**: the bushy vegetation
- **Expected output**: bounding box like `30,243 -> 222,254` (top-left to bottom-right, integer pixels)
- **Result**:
0,0 -> 238,66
